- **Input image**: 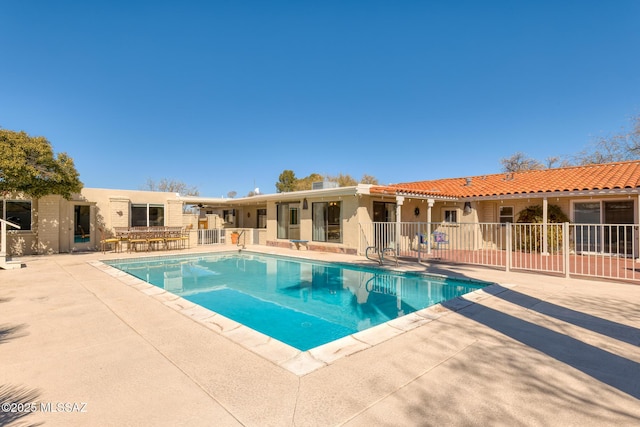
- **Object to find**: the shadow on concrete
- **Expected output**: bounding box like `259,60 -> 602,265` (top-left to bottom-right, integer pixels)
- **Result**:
0,324 -> 29,345
492,288 -> 640,346
0,384 -> 43,426
442,287 -> 640,400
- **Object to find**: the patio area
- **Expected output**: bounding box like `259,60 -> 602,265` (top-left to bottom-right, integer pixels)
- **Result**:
1,245 -> 639,426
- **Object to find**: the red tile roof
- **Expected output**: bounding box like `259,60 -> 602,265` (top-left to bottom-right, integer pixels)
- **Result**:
370,161 -> 640,198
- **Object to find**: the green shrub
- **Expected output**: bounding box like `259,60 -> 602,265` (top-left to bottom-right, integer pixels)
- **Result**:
513,205 -> 569,252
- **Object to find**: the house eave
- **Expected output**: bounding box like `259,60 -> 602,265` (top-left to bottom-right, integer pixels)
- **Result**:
464,188 -> 640,201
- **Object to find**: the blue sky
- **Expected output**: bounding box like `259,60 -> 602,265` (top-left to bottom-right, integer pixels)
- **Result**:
2,1 -> 639,197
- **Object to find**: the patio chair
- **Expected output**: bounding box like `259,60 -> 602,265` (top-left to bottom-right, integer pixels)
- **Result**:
163,227 -> 183,250
128,230 -> 149,252
147,227 -> 166,251
432,231 -> 449,249
99,228 -> 121,253
412,233 -> 429,251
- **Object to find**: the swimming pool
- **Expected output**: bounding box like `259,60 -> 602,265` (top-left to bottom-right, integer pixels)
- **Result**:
106,252 -> 489,351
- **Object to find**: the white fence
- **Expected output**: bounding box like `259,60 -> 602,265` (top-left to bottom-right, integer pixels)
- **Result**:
197,228 -> 259,246
359,222 -> 640,283
197,229 -> 226,245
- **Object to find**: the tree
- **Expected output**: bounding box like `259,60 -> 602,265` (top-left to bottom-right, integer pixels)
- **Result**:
360,174 -> 379,185
500,152 -> 546,172
142,178 -> 199,196
627,115 -> 640,157
573,116 -> 640,165
0,129 -> 83,199
294,173 -> 323,191
547,115 -> 640,166
326,173 -> 358,187
276,169 -> 380,192
275,170 -> 297,192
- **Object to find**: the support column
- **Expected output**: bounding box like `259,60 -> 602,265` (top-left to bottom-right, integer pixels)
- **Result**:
426,199 -> 434,255
395,196 -> 404,252
542,197 -> 549,255
1,220 -> 6,256
637,194 -> 640,261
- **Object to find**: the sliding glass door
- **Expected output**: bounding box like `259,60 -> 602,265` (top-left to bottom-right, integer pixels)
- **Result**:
312,202 -> 341,243
603,200 -> 634,254
574,200 -> 635,255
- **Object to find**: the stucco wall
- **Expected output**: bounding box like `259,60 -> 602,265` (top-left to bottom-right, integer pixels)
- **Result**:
265,195 -> 361,254
35,195 -> 61,254
81,188 -> 185,232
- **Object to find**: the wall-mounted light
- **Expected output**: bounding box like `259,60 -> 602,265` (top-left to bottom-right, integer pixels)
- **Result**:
464,201 -> 472,214
414,207 -> 420,217
303,198 -> 308,210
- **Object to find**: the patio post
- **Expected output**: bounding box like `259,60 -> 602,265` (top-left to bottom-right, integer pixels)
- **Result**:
1,219 -> 5,256
637,194 -> 640,262
542,197 -> 549,255
505,222 -> 512,272
426,199 -> 434,255
563,222 -> 570,278
395,196 -> 404,253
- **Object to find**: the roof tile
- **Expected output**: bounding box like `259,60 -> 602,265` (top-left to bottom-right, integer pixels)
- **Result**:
370,161 -> 640,198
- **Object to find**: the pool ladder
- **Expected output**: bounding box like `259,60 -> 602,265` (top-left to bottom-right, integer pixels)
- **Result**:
236,230 -> 246,250
365,246 -> 398,266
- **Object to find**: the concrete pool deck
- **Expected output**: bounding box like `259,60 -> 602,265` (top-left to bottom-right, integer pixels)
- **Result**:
1,246 -> 639,426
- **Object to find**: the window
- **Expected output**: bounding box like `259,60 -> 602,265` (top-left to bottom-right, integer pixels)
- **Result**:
2,200 -> 32,231
223,209 -> 236,224
499,206 -> 514,224
131,204 -> 164,227
444,209 -> 458,223
277,203 -> 299,239
257,209 -> 267,229
290,207 -> 299,226
312,202 -> 341,243
373,201 -> 396,222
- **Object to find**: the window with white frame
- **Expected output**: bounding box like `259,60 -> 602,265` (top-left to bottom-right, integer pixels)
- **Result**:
2,200 -> 32,231
443,209 -> 458,223
499,206 -> 514,223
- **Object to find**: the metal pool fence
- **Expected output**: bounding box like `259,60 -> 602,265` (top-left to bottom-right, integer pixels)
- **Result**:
359,222 -> 640,283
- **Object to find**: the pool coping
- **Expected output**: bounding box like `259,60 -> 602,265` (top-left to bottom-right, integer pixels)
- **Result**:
89,251 -> 513,376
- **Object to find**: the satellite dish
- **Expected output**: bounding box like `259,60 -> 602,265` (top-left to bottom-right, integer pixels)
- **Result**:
254,187 -> 260,195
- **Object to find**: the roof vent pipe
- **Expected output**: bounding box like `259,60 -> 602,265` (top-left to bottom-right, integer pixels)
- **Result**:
465,177 -> 472,186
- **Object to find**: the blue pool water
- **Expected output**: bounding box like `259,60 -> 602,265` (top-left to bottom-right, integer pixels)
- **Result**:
106,252 -> 488,350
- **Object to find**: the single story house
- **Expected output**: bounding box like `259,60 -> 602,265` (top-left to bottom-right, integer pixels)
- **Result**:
3,160 -> 640,258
